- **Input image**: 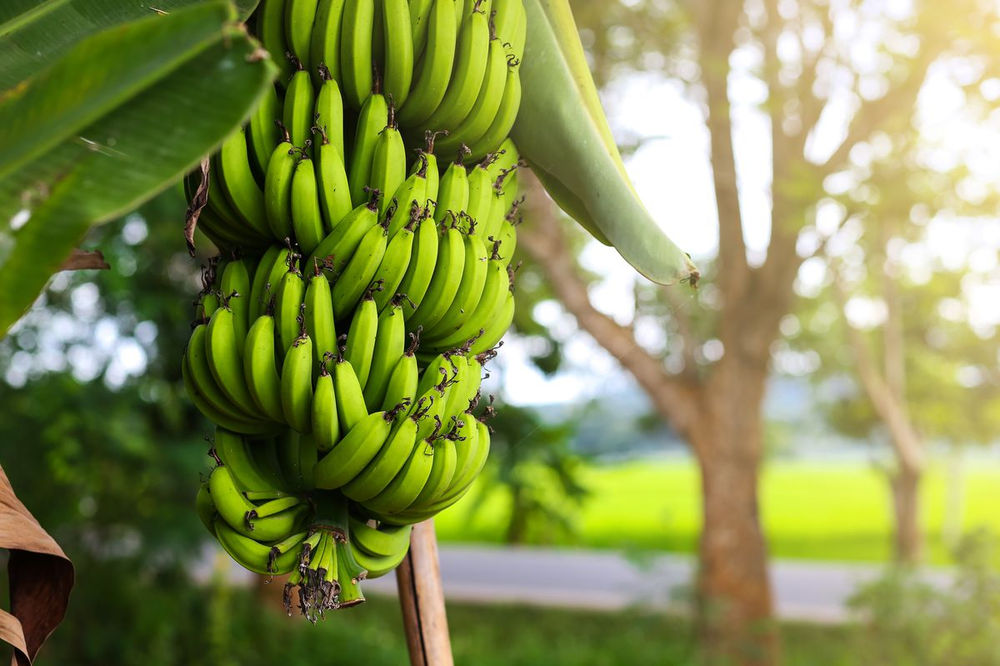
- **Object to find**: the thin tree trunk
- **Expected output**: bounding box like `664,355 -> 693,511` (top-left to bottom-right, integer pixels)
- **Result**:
891,462 -> 922,565
693,366 -> 779,666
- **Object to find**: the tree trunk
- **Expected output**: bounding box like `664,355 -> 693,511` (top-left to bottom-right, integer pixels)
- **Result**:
890,463 -> 922,565
691,368 -> 779,666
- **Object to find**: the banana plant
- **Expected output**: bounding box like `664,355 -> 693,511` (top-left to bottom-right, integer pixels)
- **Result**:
0,1 -> 277,333
512,0 -> 698,286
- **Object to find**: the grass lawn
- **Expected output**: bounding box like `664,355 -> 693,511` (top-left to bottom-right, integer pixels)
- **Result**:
433,456 -> 1000,563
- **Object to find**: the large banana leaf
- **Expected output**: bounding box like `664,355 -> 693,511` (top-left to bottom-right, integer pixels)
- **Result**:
0,1 -> 277,333
0,0 -> 260,88
512,0 -> 697,286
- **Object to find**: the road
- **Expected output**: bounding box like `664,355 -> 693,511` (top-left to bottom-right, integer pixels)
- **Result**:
362,544 -> 953,623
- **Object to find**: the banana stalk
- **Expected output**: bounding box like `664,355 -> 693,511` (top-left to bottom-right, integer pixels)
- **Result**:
511,0 -> 698,286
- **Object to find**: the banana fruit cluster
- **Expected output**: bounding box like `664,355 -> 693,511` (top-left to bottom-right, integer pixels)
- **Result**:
184,0 -> 525,617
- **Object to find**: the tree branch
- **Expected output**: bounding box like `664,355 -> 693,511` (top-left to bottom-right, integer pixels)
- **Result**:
695,0 -> 749,302
829,260 -> 924,472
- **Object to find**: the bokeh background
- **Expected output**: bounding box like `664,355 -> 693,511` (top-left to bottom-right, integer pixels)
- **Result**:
3,0 -> 1000,664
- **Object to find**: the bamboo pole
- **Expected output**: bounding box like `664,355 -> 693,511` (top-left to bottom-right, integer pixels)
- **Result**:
395,519 -> 454,666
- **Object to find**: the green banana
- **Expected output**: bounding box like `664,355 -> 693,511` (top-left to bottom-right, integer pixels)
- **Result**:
342,292 -> 379,388
384,158 -> 428,237
219,259 -> 252,347
275,266 -> 306,356
372,205 -> 419,312
339,0 -> 376,108
364,438 -> 436,514
312,359 -> 341,452
408,218 -> 466,331
434,29 -> 507,154
368,109 -> 407,217
395,209 -> 439,318
469,288 -> 513,354
304,269 -> 338,363
340,414 -> 418,501
284,65 -> 316,149
208,464 -> 307,540
264,135 -> 298,242
280,332 -> 314,432
380,332 -> 420,412
215,519 -> 306,575
434,156 -> 470,224
291,156 -> 325,255
305,191 -> 380,276
285,0 -> 319,71
335,540 -> 366,606
214,427 -> 276,492
313,409 -> 399,488
463,156 -> 495,229
363,294 -> 407,411
313,66 -> 347,160
248,83 -> 281,181
348,93 -> 389,206
426,228 -> 488,338
349,516 -> 412,557
248,246 -> 284,321
206,306 -> 259,415
183,355 -> 276,435
465,65 -> 521,161
408,0 -> 435,58
216,128 -> 271,237
421,0 -> 490,131
314,126 -> 354,231
397,0 -> 456,126
381,0 -> 414,107
310,0 -> 347,89
332,350 -> 369,432
350,538 -> 408,578
331,223 -> 388,320
409,434 -> 457,510
258,0 -> 294,82
243,314 -> 287,423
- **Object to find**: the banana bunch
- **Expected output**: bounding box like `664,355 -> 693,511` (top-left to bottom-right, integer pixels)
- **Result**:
182,0 -> 530,618
253,0 -> 525,157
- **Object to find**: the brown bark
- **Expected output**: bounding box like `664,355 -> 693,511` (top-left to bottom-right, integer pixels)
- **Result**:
692,365 -> 778,666
830,262 -> 925,564
891,465 -> 922,565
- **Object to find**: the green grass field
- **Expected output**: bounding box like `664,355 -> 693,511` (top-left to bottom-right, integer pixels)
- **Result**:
434,456 -> 1000,563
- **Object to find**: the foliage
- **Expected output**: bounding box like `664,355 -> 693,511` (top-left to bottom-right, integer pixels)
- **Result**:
0,187 -> 224,566
467,403 -> 588,544
435,457 -> 1000,564
849,530 -> 1000,666
16,569 -> 855,666
0,0 -> 275,333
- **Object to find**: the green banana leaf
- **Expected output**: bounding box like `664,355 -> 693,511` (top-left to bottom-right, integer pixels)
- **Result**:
0,1 -> 277,333
0,0 -> 261,88
511,0 -> 697,286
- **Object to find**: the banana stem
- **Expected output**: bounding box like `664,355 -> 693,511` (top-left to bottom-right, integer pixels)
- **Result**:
395,519 -> 453,666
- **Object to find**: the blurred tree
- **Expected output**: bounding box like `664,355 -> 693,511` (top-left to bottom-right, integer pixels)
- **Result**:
515,0 -> 1000,662
788,137 -> 1000,563
0,186 -> 223,570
